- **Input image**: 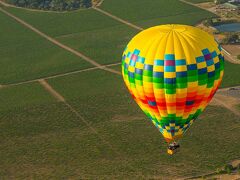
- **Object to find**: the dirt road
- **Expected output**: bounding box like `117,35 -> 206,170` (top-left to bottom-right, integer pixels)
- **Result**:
38,79 -> 65,102
3,62 -> 121,87
92,7 -> 143,31
211,93 -> 240,117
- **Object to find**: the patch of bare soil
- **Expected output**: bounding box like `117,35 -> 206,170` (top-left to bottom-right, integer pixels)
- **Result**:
211,93 -> 240,117
197,2 -> 215,9
219,87 -> 240,99
223,51 -> 240,64
223,45 -> 240,56
232,160 -> 240,168
92,0 -> 104,7
209,98 -> 221,106
214,34 -> 227,42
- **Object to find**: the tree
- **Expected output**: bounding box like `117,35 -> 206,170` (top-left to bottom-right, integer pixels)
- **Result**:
224,164 -> 234,174
6,0 -> 92,11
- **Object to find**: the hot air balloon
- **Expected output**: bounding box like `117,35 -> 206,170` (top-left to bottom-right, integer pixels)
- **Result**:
121,24 -> 224,155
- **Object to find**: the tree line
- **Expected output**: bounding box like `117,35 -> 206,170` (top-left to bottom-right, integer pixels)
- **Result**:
6,0 -> 93,11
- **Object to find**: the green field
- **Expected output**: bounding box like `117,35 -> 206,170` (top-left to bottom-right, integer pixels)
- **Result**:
221,61 -> 240,88
100,0 -> 217,27
5,8 -> 120,37
49,71 -> 240,176
5,7 -> 137,65
56,25 -> 137,64
0,0 -> 240,178
0,11 -> 92,84
1,70 -> 239,178
3,0 -> 217,66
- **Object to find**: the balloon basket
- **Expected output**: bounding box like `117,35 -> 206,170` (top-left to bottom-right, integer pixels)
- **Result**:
167,142 -> 180,155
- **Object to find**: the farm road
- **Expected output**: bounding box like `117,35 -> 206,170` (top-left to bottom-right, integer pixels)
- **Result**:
93,7 -> 143,31
211,93 -> 240,117
2,62 -> 121,87
223,50 -> 240,64
38,79 -> 65,102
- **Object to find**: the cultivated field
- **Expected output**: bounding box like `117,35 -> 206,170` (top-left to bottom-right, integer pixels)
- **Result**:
1,70 -> 240,178
0,0 -> 240,178
221,61 -> 240,88
0,11 -> 92,84
4,7 -> 138,65
100,0 -> 217,27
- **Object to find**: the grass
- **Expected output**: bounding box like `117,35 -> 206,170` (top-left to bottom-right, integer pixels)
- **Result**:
0,102 -> 118,178
47,70 -> 136,125
221,61 -> 240,88
0,10 -> 92,84
1,42 -> 240,179
100,0 -> 217,28
56,25 -> 137,64
4,7 -> 136,65
237,104 -> 240,110
45,70 -> 240,178
0,82 -> 56,112
136,11 -> 216,28
5,8 -> 120,37
2,0 -> 216,67
1,1 -> 240,178
0,82 -> 115,178
1,69 -> 239,178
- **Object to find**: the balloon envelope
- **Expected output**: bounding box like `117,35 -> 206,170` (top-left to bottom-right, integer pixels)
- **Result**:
122,24 -> 224,142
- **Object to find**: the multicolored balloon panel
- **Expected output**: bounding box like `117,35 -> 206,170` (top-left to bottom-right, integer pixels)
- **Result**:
122,24 -> 224,142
